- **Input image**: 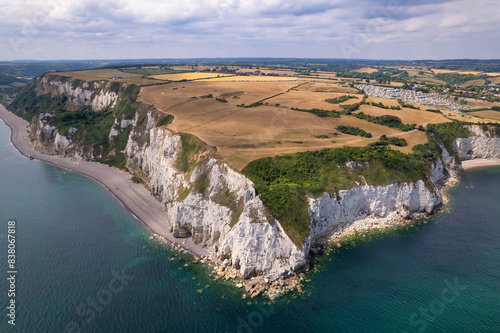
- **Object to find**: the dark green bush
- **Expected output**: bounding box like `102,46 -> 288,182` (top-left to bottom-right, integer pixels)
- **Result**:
337,125 -> 372,137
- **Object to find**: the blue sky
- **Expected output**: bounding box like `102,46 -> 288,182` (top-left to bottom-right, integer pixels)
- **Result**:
0,0 -> 499,61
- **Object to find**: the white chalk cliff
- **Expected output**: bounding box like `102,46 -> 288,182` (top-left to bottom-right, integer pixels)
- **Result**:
36,74 -> 118,111
25,77 -> 500,280
454,125 -> 500,161
125,127 -> 447,279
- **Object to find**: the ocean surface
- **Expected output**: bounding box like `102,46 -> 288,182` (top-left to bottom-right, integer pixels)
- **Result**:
1,119 -> 499,333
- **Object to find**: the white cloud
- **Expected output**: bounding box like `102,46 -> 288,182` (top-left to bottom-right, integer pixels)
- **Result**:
0,0 -> 498,60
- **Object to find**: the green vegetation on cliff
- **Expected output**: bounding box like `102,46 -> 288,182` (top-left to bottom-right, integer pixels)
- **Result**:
114,84 -> 141,119
8,78 -> 143,168
243,144 -> 433,245
156,115 -> 174,127
9,85 -> 66,120
177,134 -> 207,173
242,121 -> 480,246
426,122 -> 470,154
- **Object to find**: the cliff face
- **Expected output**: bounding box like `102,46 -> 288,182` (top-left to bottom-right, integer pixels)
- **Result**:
28,75 -> 147,161
32,112 -> 79,156
126,128 -> 306,279
123,127 -> 446,279
307,180 -> 442,243
19,76 -> 500,281
36,74 -> 118,111
454,125 -> 500,161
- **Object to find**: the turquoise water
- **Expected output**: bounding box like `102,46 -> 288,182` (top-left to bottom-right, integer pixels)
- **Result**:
1,119 -> 499,332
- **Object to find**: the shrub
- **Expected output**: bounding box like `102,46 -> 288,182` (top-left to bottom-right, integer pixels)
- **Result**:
291,107 -> 341,118
380,135 -> 408,147
243,144 -> 433,245
353,112 -> 416,132
324,95 -> 357,104
337,125 -> 372,138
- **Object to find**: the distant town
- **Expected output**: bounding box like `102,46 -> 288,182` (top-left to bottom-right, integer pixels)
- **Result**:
355,83 -> 471,115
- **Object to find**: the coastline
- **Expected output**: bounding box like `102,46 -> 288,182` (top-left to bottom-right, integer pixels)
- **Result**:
3,103 -> 500,295
462,158 -> 500,171
0,105 -> 207,258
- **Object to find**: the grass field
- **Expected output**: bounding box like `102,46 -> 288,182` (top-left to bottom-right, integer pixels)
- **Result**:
430,69 -> 500,77
431,69 -> 484,75
490,76 -> 500,84
62,69 -> 163,86
264,82 -> 360,110
460,79 -> 487,88
122,68 -> 191,75
411,74 -> 447,85
440,109 -> 484,123
352,67 -> 378,74
468,110 -> 500,121
470,110 -> 500,122
466,99 -> 499,109
360,96 -> 451,126
235,68 -> 298,76
138,78 -> 449,169
149,73 -> 236,81
197,75 -> 298,82
56,69 -> 492,170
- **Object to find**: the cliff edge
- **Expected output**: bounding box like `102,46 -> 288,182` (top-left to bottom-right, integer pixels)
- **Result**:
6,74 -> 500,296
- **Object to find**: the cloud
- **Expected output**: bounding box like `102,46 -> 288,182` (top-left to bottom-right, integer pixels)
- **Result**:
0,0 -> 498,60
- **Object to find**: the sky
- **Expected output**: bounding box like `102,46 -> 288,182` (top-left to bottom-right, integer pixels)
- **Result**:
0,0 -> 499,61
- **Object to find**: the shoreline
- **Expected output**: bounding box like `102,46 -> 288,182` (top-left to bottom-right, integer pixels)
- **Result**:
3,104 -> 500,298
0,105 -> 207,258
461,158 -> 500,171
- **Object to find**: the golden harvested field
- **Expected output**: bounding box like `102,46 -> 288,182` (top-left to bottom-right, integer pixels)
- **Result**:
138,79 -> 448,169
149,73 -> 235,81
306,82 -> 358,93
431,69 -> 484,75
139,80 -> 299,109
466,99 -> 499,109
396,67 -> 433,76
62,69 -> 163,86
265,89 -> 361,111
352,67 -> 378,74
441,109 -> 478,122
357,97 -> 451,126
469,110 -> 500,122
431,69 -> 500,77
60,69 -> 463,170
488,76 -> 500,84
460,79 -> 486,88
236,68 -> 298,76
313,71 -> 340,79
197,75 -> 298,82
388,82 -> 405,87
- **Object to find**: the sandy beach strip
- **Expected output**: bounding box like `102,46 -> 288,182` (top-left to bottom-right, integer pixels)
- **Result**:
462,158 -> 500,171
0,105 -> 207,258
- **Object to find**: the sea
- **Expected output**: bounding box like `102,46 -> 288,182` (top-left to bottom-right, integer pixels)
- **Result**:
0,119 -> 499,333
